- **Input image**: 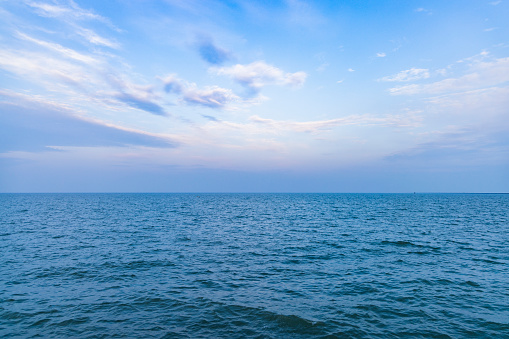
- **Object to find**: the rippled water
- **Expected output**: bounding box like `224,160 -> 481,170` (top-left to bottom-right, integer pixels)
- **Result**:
1,193 -> 508,338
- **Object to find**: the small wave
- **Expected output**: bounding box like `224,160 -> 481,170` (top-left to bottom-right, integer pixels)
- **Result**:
381,240 -> 441,251
407,251 -> 431,255
472,258 -> 505,265
29,318 -> 52,327
461,280 -> 481,288
102,259 -> 176,270
54,317 -> 90,326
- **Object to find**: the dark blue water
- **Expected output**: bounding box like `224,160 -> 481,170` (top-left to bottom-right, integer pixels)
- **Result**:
1,193 -> 508,338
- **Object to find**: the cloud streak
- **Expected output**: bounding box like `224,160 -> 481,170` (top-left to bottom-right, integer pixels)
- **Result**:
114,93 -> 166,116
247,112 -> 422,133
26,0 -> 119,29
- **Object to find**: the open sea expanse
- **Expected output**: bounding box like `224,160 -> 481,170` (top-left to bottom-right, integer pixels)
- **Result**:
1,193 -> 508,338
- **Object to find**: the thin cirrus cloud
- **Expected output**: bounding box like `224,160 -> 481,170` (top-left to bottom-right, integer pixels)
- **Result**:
380,68 -> 430,82
76,27 -> 120,49
162,75 -> 239,109
25,1 -> 121,47
214,61 -> 307,94
26,0 -> 118,29
16,31 -> 99,65
247,112 -> 422,133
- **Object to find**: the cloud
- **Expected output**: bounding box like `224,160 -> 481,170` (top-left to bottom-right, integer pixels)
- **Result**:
76,28 -> 120,48
389,57 -> 509,95
103,74 -> 169,116
426,87 -> 509,114
380,68 -> 430,82
285,0 -> 326,28
163,74 -> 184,94
162,75 -> 239,109
114,93 -> 167,116
316,63 -> 329,72
26,0 -> 121,47
415,8 -> 432,15
214,61 -> 307,94
27,0 -> 117,28
1,7 -> 171,118
0,47 -> 96,88
16,31 -> 99,65
376,52 -> 386,58
247,112 -> 422,133
384,127 -> 509,172
0,91 -> 176,152
182,86 -> 239,108
0,40 -> 168,117
196,36 -> 231,65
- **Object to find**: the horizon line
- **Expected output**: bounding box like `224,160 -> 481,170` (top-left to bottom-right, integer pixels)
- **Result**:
1,192 -> 508,194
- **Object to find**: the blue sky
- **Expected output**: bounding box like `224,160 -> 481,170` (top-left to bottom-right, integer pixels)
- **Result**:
0,0 -> 508,192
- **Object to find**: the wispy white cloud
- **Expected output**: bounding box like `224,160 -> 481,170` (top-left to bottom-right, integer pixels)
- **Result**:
183,86 -> 239,109
376,52 -> 386,58
162,75 -> 239,109
380,68 -> 430,82
247,112 -> 422,133
214,61 -> 307,94
415,7 -> 432,15
26,0 -> 118,29
26,0 -> 122,47
0,33 -> 167,116
16,31 -> 99,64
0,48 -> 95,87
76,27 -> 120,48
389,57 -> 509,95
426,87 -> 509,120
0,90 -> 176,152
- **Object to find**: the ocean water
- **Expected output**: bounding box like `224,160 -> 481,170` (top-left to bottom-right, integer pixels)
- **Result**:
1,193 -> 508,338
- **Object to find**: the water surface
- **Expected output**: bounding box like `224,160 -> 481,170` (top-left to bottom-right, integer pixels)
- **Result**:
1,193 -> 508,337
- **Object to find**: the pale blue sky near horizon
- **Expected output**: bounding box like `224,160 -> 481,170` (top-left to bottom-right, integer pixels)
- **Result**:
0,0 -> 508,192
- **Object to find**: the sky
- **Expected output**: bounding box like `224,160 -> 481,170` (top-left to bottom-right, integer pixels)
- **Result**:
0,0 -> 508,192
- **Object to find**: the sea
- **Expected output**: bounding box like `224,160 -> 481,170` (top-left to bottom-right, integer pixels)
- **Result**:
1,193 -> 508,338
